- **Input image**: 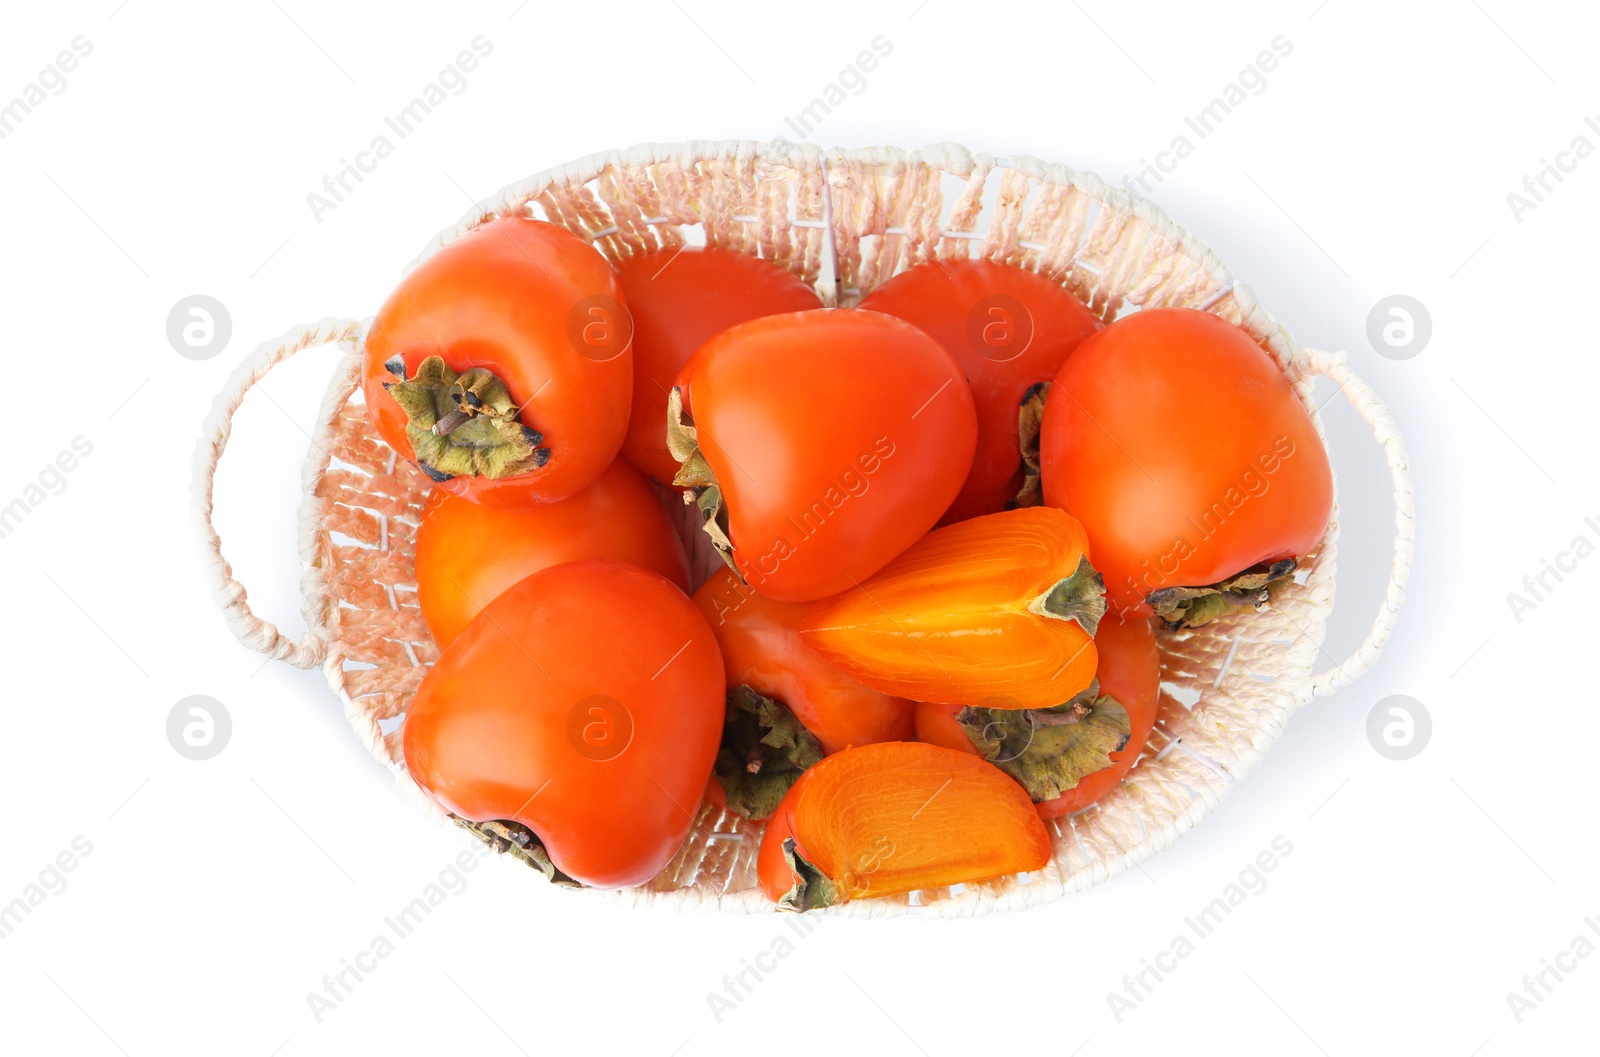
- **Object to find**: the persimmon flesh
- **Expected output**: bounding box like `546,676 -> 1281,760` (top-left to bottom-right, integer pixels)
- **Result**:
758,742 -> 1052,909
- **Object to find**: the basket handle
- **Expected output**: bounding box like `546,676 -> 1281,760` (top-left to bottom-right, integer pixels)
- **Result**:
194,318 -> 366,670
1297,347 -> 1414,699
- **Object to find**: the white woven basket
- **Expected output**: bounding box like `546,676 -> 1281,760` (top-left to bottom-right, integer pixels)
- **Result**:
196,141 -> 1413,917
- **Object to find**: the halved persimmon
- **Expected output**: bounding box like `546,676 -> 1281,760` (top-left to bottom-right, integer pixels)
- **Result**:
799,507 -> 1105,709
757,741 -> 1052,910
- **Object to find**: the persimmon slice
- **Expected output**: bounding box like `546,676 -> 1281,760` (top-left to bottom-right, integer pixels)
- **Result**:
799,507 -> 1105,709
759,742 -> 1052,910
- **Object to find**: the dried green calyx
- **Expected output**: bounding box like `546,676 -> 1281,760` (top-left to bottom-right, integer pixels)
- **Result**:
1008,380 -> 1050,510
957,679 -> 1131,802
1146,558 -> 1298,630
1028,554 -> 1107,637
777,838 -> 839,913
454,817 -> 581,888
666,386 -> 737,575
713,686 -> 824,820
384,355 -> 549,481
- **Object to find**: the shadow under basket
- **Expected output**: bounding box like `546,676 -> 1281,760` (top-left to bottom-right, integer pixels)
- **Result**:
197,141 -> 1413,917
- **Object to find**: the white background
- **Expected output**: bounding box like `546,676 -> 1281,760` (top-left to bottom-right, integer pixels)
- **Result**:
0,1 -> 1593,1053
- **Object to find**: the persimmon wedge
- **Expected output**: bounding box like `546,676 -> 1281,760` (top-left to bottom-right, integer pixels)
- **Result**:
800,507 -> 1105,709
757,741 -> 1052,910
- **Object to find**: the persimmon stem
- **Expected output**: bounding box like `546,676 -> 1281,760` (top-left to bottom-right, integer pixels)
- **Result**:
957,681 -> 1130,802
1031,555 -> 1107,636
712,686 -> 823,820
453,817 -> 581,888
432,407 -> 473,436
1029,700 -> 1092,726
384,355 -> 546,479
1146,558 -> 1298,630
667,386 -> 739,577
778,838 -> 839,913
1009,381 -> 1050,510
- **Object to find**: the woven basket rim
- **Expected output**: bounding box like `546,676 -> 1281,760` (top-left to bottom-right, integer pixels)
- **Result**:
411,140 -> 1302,377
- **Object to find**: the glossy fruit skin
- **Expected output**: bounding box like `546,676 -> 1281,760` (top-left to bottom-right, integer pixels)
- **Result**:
800,507 -> 1101,709
692,566 -> 913,755
755,741 -> 1052,905
415,460 -> 690,648
912,702 -> 975,754
859,259 -> 1102,524
702,775 -> 728,811
1036,611 -> 1160,819
402,562 -> 723,889
914,611 -> 1161,817
615,248 -> 821,485
1040,308 -> 1333,617
363,217 -> 633,509
677,308 -> 977,602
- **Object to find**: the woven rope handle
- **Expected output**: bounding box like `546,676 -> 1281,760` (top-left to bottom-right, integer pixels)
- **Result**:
194,318 -> 366,670
1299,347 -> 1414,698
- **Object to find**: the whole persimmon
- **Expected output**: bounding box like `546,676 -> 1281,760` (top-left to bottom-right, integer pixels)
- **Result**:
415,459 -> 689,648
363,217 -> 632,509
1040,308 -> 1332,625
615,247 -> 820,485
403,562 -> 723,889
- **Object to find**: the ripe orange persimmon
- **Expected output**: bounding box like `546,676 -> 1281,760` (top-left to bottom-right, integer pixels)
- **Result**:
1040,308 -> 1332,625
363,217 -> 632,509
858,258 -> 1102,524
670,309 -> 977,602
615,247 -> 821,485
402,561 -> 723,889
912,702 -> 977,754
756,742 -> 1052,909
416,459 -> 690,648
800,507 -> 1105,709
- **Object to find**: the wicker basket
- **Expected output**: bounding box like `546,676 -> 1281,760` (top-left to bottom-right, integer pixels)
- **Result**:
196,141 -> 1413,916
